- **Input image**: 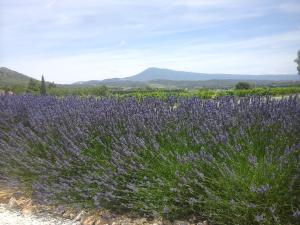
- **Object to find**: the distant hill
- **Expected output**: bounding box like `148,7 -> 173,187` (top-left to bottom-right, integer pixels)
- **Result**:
0,67 -> 38,88
127,67 -> 300,81
1,67 -> 299,91
75,67 -> 300,86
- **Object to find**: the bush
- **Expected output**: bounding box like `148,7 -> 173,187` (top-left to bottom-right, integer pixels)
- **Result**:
235,82 -> 252,90
0,95 -> 300,225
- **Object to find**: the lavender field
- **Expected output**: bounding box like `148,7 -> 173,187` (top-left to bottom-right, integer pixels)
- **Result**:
0,95 -> 300,225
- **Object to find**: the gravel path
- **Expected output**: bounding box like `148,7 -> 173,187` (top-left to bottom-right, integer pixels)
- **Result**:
0,204 -> 80,225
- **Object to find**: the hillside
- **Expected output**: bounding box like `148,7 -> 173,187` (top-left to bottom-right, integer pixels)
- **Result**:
0,67 -> 38,88
1,67 -> 300,91
74,67 -> 300,88
126,67 -> 300,81
75,67 -> 300,86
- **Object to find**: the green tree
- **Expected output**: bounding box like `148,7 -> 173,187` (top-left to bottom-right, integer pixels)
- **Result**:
235,82 -> 251,90
27,78 -> 39,93
295,50 -> 300,74
40,75 -> 47,95
48,82 -> 56,89
3,86 -> 10,94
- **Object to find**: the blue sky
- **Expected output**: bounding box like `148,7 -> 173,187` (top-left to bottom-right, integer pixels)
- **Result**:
0,0 -> 300,83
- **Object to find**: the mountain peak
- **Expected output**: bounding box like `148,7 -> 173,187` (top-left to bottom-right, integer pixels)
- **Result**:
123,67 -> 299,82
125,67 -> 205,81
142,67 -> 166,73
143,67 -> 176,72
0,67 -> 14,72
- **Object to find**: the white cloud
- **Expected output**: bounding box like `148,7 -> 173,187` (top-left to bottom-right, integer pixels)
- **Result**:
0,0 -> 299,83
2,28 -> 299,83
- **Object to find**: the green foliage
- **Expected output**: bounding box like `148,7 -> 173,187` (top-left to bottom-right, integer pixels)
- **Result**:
48,82 -> 57,89
47,85 -> 110,97
2,75 -> 300,99
40,75 -> 47,95
220,87 -> 300,97
235,82 -> 252,90
27,78 -> 40,93
109,86 -> 300,99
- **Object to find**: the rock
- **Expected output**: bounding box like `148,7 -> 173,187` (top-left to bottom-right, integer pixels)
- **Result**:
100,214 -> 112,224
17,198 -> 32,208
94,219 -> 103,225
81,215 -> 97,225
62,209 -> 76,219
135,218 -> 148,224
21,206 -> 34,216
173,221 -> 190,225
74,210 -> 86,221
8,197 -> 19,209
196,221 -> 208,225
162,219 -> 172,225
0,190 -> 12,203
35,205 -> 52,214
55,205 -> 65,215
10,196 -> 36,216
69,212 -> 76,219
101,214 -> 112,221
62,211 -> 69,218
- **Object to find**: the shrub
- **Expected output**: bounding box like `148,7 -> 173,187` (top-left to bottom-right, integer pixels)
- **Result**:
0,95 -> 300,225
235,82 -> 252,90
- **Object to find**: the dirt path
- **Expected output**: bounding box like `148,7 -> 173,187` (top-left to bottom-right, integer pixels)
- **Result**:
0,203 -> 80,225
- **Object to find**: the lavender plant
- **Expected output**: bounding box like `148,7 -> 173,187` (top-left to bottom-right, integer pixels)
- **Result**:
0,95 -> 299,225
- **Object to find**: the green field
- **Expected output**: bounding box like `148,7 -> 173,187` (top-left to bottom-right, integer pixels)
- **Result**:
20,85 -> 300,98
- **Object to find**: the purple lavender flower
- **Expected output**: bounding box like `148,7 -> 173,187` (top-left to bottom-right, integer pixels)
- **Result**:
255,214 -> 264,222
0,94 -> 299,223
293,209 -> 300,218
248,155 -> 257,166
163,206 -> 169,214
